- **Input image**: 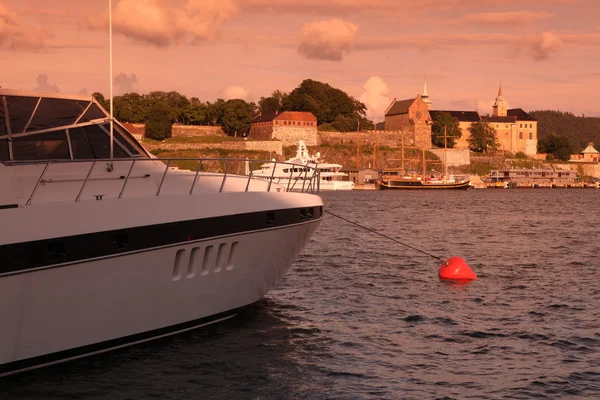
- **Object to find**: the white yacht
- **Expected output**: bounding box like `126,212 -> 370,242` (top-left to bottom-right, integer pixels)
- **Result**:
253,140 -> 354,191
0,89 -> 324,376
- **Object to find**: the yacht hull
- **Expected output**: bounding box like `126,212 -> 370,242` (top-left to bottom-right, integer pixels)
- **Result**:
0,218 -> 321,377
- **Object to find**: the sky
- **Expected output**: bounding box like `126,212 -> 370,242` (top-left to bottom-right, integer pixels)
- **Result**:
1,0 -> 599,121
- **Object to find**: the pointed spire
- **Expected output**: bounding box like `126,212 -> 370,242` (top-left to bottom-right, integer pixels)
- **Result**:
421,72 -> 431,109
497,81 -> 503,98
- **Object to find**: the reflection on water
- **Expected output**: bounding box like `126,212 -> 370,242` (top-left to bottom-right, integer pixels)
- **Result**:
4,190 -> 600,399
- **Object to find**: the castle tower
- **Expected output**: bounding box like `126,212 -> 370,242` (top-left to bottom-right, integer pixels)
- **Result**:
492,83 -> 507,117
421,76 -> 431,110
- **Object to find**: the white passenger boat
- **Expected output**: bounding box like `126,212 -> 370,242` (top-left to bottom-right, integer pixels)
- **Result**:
253,140 -> 354,191
0,89 -> 324,376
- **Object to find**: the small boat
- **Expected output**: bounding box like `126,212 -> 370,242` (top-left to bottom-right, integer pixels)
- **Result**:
376,127 -> 470,190
376,178 -> 471,190
252,140 -> 354,191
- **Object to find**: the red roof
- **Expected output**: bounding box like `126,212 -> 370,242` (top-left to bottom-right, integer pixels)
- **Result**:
122,122 -> 142,135
274,111 -> 317,122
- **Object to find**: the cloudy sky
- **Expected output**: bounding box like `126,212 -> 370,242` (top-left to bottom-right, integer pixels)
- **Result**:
1,0 -> 599,121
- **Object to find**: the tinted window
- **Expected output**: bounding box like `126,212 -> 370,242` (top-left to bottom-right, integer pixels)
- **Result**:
0,139 -> 9,161
12,131 -> 70,160
79,103 -> 108,122
69,128 -> 95,159
27,98 -> 88,132
0,99 -> 6,135
81,124 -> 129,159
6,96 -> 40,134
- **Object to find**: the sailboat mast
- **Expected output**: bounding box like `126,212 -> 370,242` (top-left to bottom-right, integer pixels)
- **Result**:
400,132 -> 405,177
443,126 -> 448,183
356,120 -> 360,169
109,0 -> 114,160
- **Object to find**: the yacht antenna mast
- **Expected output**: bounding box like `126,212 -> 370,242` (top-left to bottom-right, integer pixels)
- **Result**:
109,0 -> 114,159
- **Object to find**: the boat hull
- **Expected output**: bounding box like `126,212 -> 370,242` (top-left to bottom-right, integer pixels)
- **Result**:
376,180 -> 471,190
0,217 -> 321,377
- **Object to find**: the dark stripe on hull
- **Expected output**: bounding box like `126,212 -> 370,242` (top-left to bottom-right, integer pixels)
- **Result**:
377,181 -> 471,190
0,206 -> 323,275
0,304 -> 251,377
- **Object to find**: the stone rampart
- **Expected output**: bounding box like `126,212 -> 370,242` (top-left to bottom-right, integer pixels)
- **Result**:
142,140 -> 282,155
318,131 -> 403,147
272,126 -> 318,146
429,148 -> 470,166
132,123 -> 226,137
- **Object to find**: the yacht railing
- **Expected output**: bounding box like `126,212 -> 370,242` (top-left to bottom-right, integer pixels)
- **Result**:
5,158 -> 321,206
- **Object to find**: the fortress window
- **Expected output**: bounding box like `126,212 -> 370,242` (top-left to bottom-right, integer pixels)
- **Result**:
519,132 -> 523,139
529,132 -> 533,139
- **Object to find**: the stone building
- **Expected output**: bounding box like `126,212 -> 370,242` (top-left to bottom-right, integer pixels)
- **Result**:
249,111 -> 318,146
428,110 -> 481,149
481,85 -> 538,156
425,82 -> 538,156
570,142 -> 600,162
383,95 -> 432,149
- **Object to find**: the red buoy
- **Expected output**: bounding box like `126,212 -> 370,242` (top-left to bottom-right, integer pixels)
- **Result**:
439,256 -> 477,281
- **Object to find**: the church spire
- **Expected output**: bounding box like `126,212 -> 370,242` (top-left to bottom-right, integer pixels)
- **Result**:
497,82 -> 503,99
421,72 -> 431,110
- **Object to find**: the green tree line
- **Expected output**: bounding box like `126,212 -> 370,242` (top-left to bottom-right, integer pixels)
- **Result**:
93,79 -> 373,139
530,110 -> 600,160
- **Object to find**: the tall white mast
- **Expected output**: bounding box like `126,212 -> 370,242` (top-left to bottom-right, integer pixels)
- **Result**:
109,0 -> 114,159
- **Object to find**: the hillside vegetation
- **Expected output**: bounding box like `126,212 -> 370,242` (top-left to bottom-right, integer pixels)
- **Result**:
530,110 -> 600,151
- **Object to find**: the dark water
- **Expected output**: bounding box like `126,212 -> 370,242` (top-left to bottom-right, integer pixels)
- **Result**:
4,190 -> 600,399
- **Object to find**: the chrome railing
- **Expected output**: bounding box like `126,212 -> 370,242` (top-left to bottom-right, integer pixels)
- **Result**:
7,157 -> 321,206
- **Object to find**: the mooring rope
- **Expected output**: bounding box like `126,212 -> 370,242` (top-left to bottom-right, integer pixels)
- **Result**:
324,210 -> 444,262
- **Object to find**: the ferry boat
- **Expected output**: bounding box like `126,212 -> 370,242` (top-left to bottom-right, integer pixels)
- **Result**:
486,168 -> 580,188
252,140 -> 354,191
0,89 -> 324,377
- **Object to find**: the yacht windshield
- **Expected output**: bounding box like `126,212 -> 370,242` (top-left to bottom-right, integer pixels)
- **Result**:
0,90 -> 147,162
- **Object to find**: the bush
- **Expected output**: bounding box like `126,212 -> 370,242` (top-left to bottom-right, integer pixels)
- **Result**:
545,153 -> 556,161
515,151 -> 528,159
145,101 -> 173,140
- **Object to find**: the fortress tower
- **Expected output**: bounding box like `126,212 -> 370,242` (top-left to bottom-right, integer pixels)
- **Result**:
492,83 -> 507,117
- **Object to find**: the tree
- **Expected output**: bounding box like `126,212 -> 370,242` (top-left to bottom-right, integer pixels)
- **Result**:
221,99 -> 253,137
538,132 -> 574,161
431,112 -> 461,148
92,92 -> 109,111
259,90 -> 287,114
114,93 -> 147,122
467,121 -> 499,153
183,97 -> 207,125
206,99 -> 226,126
282,79 -> 367,126
144,101 -> 172,140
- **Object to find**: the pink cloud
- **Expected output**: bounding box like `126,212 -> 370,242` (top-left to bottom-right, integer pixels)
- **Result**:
359,76 -> 391,121
222,85 -> 249,100
460,11 -> 552,26
240,0 -> 584,15
110,0 -> 238,47
531,31 -> 563,60
298,19 -> 358,61
0,0 -> 48,49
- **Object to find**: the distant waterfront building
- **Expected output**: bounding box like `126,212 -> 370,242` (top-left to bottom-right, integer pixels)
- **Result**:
426,82 -> 538,155
481,85 -> 538,156
570,141 -> 600,162
249,111 -> 318,146
383,95 -> 432,150
428,110 -> 481,149
122,122 -> 143,142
